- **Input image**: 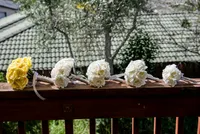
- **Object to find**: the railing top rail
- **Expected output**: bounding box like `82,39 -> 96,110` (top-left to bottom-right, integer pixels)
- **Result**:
0,79 -> 200,100
0,79 -> 200,121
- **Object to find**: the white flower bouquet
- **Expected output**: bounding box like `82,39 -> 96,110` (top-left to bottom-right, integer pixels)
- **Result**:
51,58 -> 74,88
124,60 -> 160,87
162,64 -> 196,87
86,59 -> 110,88
162,64 -> 182,87
124,60 -> 148,87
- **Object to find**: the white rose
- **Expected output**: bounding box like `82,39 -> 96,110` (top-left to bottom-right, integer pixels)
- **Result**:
163,78 -> 177,87
51,58 -> 74,77
51,67 -> 59,78
88,75 -> 105,88
86,59 -> 110,78
55,58 -> 74,69
125,60 -> 147,73
125,60 -> 147,87
51,58 -> 74,88
54,74 -> 70,88
51,64 -> 72,77
136,71 -> 148,80
162,64 -> 182,87
125,71 -> 147,87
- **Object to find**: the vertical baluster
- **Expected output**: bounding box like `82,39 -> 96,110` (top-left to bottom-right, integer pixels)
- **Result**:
197,117 -> 200,134
42,120 -> 49,134
65,120 -> 73,134
18,121 -> 25,134
175,117 -> 184,134
111,118 -> 118,134
89,119 -> 95,134
132,118 -> 139,134
0,122 -> 2,134
154,117 -> 162,134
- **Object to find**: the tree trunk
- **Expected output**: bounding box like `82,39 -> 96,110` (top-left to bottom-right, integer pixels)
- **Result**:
104,27 -> 114,74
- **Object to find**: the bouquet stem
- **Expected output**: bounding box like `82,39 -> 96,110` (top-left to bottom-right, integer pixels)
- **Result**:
113,78 -> 125,83
37,75 -> 54,84
182,76 -> 197,84
71,74 -> 89,85
147,74 -> 160,82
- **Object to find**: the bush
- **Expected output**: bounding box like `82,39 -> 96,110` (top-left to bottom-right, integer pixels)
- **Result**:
0,72 -> 6,82
118,29 -> 159,73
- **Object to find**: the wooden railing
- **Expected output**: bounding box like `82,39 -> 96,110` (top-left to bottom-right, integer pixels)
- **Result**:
0,79 -> 200,134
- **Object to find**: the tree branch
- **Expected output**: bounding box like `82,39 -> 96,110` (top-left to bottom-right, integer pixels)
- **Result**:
157,17 -> 200,56
112,8 -> 140,60
54,27 -> 74,58
55,26 -> 77,74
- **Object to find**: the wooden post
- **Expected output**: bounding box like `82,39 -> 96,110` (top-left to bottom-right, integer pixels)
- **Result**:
0,122 -> 2,134
132,118 -> 139,134
175,117 -> 184,134
65,120 -> 73,134
18,121 -> 25,134
111,118 -> 119,134
154,117 -> 162,134
89,119 -> 95,134
42,120 -> 49,134
197,117 -> 200,134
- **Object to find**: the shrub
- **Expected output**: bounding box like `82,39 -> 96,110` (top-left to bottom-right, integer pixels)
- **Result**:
118,29 -> 159,73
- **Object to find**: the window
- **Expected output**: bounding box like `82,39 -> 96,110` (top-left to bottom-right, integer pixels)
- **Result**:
0,12 -> 6,19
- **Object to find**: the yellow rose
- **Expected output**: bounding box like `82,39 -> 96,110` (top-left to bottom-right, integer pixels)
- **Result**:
11,57 -> 32,69
6,57 -> 32,90
22,57 -> 32,69
10,76 -> 28,90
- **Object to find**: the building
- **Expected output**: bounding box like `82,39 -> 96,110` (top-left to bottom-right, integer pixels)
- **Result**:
0,12 -> 199,77
0,0 -> 19,19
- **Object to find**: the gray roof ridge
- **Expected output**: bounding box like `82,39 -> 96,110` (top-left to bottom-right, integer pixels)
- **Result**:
0,13 -> 27,30
0,19 -> 34,43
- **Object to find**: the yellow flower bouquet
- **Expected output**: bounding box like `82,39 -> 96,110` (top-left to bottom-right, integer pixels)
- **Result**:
6,57 -> 32,90
6,57 -> 53,100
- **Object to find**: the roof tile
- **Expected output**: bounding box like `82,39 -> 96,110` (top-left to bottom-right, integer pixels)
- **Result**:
0,13 -> 199,71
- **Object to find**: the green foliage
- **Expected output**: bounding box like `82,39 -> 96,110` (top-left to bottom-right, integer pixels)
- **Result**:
119,29 -> 159,73
75,0 -> 148,27
96,119 -> 111,134
2,121 -> 41,134
13,0 -> 36,9
0,72 -> 6,82
184,0 -> 200,12
50,120 -> 89,134
181,18 -> 191,28
2,122 -> 17,134
26,121 -> 41,134
3,120 -> 89,134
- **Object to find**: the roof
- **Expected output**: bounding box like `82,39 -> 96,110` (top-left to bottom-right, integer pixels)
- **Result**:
0,0 -> 19,10
0,12 -> 199,71
138,13 -> 200,63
